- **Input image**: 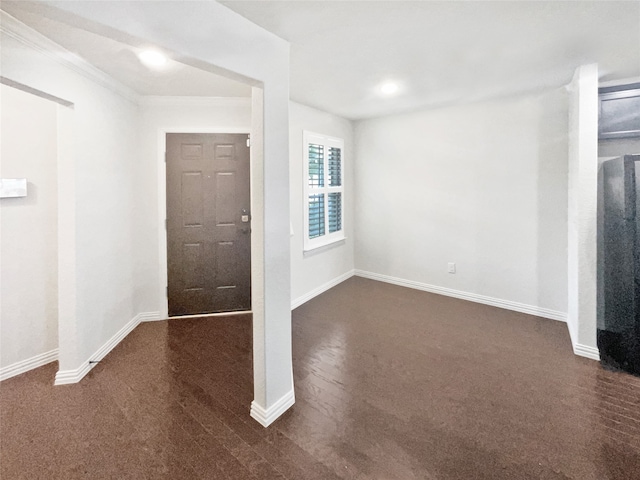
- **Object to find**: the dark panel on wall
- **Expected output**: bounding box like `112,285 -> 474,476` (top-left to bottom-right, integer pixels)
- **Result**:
599,154 -> 640,375
599,87 -> 640,140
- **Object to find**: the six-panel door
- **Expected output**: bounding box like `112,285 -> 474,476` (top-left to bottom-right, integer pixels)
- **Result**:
166,133 -> 251,316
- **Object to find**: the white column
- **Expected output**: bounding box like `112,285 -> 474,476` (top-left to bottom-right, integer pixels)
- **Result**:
567,63 -> 599,360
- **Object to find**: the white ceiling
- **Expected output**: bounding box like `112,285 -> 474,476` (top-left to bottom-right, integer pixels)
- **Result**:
3,1 -> 639,119
1,1 -> 252,98
220,0 -> 640,119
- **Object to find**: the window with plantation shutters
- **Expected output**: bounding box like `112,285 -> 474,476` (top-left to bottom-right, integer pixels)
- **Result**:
303,131 -> 345,251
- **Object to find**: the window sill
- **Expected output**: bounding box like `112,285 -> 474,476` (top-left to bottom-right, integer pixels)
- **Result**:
303,237 -> 347,257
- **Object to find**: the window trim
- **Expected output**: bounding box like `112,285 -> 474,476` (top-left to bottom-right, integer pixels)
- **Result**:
303,131 -> 345,252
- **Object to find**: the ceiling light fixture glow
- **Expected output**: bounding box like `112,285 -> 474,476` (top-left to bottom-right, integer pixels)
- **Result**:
379,82 -> 399,96
138,49 -> 168,68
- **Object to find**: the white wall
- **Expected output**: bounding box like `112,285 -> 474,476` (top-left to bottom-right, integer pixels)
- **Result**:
1,21 -> 140,376
0,85 -> 59,372
43,0 -> 294,424
289,102 -> 355,306
355,88 -> 569,317
136,97 -> 251,318
567,64 -> 599,358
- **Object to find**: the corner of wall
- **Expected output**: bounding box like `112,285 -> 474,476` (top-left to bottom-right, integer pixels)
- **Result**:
54,311 -> 161,385
250,388 -> 295,427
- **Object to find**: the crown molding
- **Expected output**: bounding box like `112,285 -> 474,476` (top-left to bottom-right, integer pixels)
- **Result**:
0,10 -> 140,103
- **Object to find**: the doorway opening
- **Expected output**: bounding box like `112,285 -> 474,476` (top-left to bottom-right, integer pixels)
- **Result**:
1,2 -> 286,419
0,79 -> 75,381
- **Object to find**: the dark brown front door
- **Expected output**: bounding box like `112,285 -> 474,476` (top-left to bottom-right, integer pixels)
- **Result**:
166,133 -> 251,316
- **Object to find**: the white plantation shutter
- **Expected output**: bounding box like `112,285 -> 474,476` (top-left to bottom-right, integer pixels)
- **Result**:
328,192 -> 342,233
328,146 -> 341,187
308,194 -> 325,238
308,143 -> 324,187
303,132 -> 345,251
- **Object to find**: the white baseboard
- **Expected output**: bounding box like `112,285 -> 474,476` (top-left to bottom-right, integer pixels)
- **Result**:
354,270 -> 568,322
54,360 -> 93,386
167,310 -> 250,321
291,269 -> 355,310
138,311 -> 163,322
0,349 -> 59,382
250,389 -> 296,427
567,319 -> 600,361
54,311 -> 157,385
573,343 -> 600,361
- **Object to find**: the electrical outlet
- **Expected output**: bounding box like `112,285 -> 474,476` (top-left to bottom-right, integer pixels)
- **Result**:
448,262 -> 456,274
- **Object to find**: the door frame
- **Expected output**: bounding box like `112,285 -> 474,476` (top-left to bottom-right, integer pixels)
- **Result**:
157,127 -> 251,320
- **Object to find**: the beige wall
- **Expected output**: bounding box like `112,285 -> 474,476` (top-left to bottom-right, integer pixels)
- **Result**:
1,84 -> 58,371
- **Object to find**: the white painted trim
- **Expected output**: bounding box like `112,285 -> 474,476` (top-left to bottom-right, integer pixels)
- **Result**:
56,102 -> 76,380
0,11 -> 139,103
54,360 -> 93,386
567,316 -> 578,349
168,310 -> 251,321
302,238 -> 347,258
303,237 -> 348,255
303,131 -> 346,252
138,312 -> 163,322
574,343 -> 600,361
567,64 -> 599,363
139,96 -> 251,107
54,311 -> 156,385
250,388 -> 295,427
0,349 -> 59,382
291,270 -> 354,310
157,128 -> 251,320
0,77 -> 73,107
354,270 -> 568,322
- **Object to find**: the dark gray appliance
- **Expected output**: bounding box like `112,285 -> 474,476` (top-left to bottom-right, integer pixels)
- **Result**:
600,154 -> 640,375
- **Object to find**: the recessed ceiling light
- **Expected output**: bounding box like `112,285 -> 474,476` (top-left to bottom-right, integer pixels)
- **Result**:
138,49 -> 168,68
379,82 -> 399,96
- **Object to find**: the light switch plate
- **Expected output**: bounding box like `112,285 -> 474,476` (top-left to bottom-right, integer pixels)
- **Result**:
0,178 -> 27,198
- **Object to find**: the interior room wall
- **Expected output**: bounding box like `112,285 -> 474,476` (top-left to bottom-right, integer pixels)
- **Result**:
354,88 -> 569,318
289,101 -> 355,307
1,26 -> 140,376
44,0 -> 294,423
137,97 -> 252,317
0,84 -> 59,375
